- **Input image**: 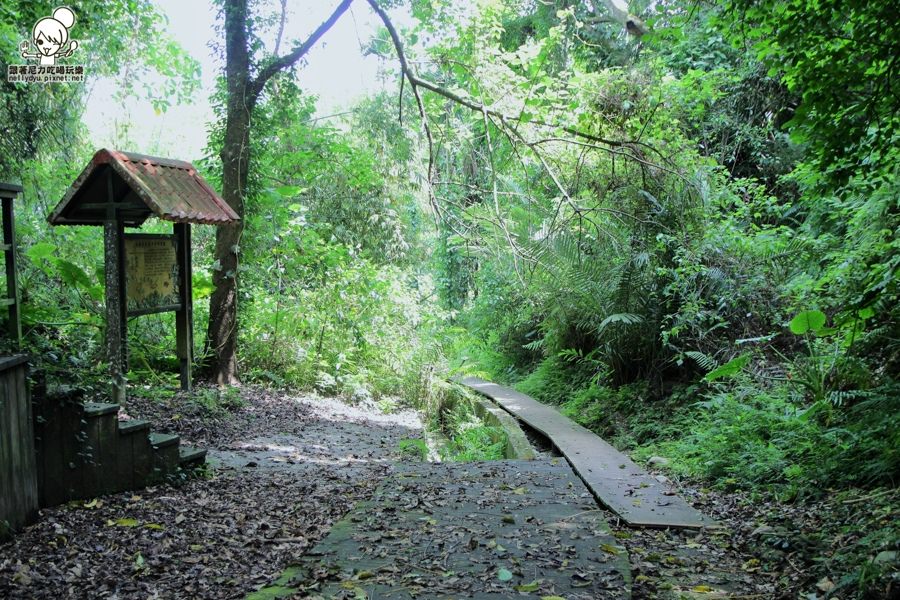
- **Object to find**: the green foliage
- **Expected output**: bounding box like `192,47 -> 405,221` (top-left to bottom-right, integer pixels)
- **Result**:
823,489 -> 899,598
413,4 -> 899,592
0,0 -> 201,393
721,0 -> 899,180
629,381 -> 900,497
702,353 -> 751,383
561,382 -> 654,447
422,384 -> 508,462
398,438 -> 429,461
443,425 -> 506,462
776,308 -> 876,417
0,0 -> 894,592
789,310 -> 826,335
193,79 -> 450,402
239,248 -> 445,401
188,387 -> 246,416
0,0 -> 199,178
516,355 -> 594,407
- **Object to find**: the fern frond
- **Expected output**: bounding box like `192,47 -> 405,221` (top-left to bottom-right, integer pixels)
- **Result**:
685,350 -> 717,372
522,338 -> 545,351
597,313 -> 644,333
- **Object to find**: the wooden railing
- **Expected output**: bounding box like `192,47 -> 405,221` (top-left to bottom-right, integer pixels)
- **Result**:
0,355 -> 37,538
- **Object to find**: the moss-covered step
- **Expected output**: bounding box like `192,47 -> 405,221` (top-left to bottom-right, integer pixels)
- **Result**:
178,446 -> 207,470
148,432 -> 180,484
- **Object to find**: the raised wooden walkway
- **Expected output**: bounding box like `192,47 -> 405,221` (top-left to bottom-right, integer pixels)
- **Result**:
461,377 -> 718,530
250,460 -> 631,599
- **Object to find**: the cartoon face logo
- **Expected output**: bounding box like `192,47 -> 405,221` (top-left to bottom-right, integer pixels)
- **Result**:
20,6 -> 79,65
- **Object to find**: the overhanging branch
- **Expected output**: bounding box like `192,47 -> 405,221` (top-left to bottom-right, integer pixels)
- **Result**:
366,0 -> 680,232
365,0 -> 657,156
590,0 -> 648,37
249,0 -> 355,99
367,0 -> 442,221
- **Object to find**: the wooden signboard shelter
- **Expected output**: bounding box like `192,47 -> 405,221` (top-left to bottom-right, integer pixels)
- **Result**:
48,149 -> 238,403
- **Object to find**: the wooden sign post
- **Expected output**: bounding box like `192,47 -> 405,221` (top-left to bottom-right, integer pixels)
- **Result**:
104,170 -> 127,403
174,223 -> 193,391
119,229 -> 193,393
105,228 -> 195,402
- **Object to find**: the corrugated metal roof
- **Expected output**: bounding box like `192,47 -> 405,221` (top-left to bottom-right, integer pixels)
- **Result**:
48,148 -> 239,226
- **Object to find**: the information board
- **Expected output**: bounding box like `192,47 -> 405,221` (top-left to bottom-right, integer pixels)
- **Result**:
124,234 -> 180,315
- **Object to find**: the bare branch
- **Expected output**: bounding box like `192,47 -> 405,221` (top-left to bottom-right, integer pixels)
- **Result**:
367,0 -> 443,222
273,0 -> 288,56
589,0 -> 649,37
249,0 -> 354,100
482,111 -> 527,288
528,136 -> 689,182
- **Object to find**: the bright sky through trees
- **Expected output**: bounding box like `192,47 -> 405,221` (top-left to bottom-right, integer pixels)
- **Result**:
83,0 -> 409,159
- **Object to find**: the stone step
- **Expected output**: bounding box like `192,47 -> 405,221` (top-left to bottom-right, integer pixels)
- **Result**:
149,432 -> 180,449
117,419 -> 151,435
149,432 -> 181,484
178,446 -> 207,469
84,404 -> 120,496
82,402 -> 120,418
117,421 -> 152,490
35,394 -> 208,506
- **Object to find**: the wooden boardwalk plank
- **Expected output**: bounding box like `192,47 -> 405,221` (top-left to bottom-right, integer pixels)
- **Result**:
461,377 -> 718,530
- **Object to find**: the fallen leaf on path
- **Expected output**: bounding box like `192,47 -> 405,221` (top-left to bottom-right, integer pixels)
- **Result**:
515,579 -> 541,592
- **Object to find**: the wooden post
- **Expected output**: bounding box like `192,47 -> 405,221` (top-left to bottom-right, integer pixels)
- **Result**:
174,223 -> 192,391
0,356 -> 39,536
2,196 -> 21,347
104,171 -> 126,404
117,222 -> 127,371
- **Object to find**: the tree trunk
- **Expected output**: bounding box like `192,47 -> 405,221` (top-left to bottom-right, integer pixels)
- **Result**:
205,161 -> 247,384
204,0 -> 354,384
204,0 -> 254,385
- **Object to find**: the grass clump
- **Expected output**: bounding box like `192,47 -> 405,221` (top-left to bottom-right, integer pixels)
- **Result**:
627,382 -> 900,499
443,425 -> 507,462
398,438 -> 429,461
188,386 -> 247,416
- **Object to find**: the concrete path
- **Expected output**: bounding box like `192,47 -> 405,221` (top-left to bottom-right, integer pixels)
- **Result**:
461,377 -> 718,529
251,459 -> 631,599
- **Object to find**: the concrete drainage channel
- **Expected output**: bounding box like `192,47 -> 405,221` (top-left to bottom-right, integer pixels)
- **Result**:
468,393 -> 539,460
422,382 -> 542,462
